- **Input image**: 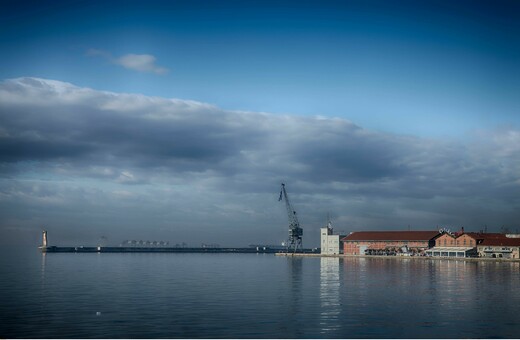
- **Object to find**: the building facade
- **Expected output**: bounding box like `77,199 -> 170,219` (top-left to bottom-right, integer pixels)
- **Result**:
342,231 -> 440,255
477,238 -> 520,259
427,230 -> 476,257
321,222 -> 340,255
434,233 -> 476,248
425,231 -> 515,258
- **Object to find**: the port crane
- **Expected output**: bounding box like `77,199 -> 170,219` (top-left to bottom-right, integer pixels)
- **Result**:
279,183 -> 303,252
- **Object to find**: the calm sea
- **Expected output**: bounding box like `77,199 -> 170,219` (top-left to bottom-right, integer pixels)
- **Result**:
1,247 -> 520,338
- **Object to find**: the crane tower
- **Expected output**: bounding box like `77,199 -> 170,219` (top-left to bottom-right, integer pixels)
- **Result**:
278,183 -> 303,252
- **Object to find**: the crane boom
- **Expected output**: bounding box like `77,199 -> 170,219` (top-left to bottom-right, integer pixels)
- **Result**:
279,183 -> 303,252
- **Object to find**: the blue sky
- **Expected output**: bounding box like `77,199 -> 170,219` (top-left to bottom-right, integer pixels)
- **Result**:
1,0 -> 519,136
1,1 -> 519,246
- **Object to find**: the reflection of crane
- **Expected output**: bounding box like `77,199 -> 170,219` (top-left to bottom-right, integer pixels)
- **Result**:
279,183 -> 303,252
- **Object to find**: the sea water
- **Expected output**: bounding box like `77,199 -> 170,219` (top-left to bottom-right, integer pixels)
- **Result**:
1,247 -> 519,338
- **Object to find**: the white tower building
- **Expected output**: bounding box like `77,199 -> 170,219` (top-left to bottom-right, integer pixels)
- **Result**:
320,221 -> 340,255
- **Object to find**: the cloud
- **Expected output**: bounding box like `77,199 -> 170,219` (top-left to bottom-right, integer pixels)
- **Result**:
87,49 -> 169,75
115,54 -> 169,75
0,77 -> 519,246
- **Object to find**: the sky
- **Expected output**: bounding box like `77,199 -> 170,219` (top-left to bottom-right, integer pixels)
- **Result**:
0,0 -> 519,247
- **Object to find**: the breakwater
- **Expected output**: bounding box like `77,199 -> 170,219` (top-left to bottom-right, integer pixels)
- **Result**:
40,246 -> 319,254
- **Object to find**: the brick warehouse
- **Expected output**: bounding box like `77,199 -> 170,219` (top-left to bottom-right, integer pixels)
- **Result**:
426,231 -> 519,258
478,238 -> 520,259
342,231 -> 440,255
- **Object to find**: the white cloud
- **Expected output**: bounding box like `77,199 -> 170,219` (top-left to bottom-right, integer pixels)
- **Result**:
87,49 -> 169,75
115,54 -> 169,75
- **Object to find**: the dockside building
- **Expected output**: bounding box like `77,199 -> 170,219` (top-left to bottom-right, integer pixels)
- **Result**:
320,221 -> 343,255
477,238 -> 520,259
342,231 -> 440,256
425,231 -> 515,258
341,228 -> 520,258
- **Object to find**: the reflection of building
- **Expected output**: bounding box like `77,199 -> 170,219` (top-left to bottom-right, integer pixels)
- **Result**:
320,221 -> 341,255
319,257 -> 340,335
342,231 -> 439,255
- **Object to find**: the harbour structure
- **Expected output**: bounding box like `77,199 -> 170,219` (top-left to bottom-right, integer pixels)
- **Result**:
425,230 -> 512,258
320,220 -> 342,255
477,238 -> 520,259
278,183 -> 303,253
248,244 -> 287,251
41,246 -> 292,254
342,227 -> 520,259
38,230 -> 49,252
120,240 -> 170,247
38,231 -> 319,254
342,231 -> 440,256
425,229 -> 478,257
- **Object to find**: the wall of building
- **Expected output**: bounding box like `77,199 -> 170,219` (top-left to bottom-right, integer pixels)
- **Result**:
455,234 -> 476,247
343,242 -> 359,255
435,234 -> 476,248
323,235 -> 340,255
321,228 -> 340,255
343,240 -> 430,255
478,246 -> 520,259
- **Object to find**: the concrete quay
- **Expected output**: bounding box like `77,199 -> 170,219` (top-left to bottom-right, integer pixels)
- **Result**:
40,245 -> 320,254
276,252 -> 520,262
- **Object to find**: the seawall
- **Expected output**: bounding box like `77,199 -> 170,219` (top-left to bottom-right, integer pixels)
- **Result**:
39,246 -> 319,254
276,253 -> 520,262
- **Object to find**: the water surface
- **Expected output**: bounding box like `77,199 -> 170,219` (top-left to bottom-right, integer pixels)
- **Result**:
1,248 -> 519,338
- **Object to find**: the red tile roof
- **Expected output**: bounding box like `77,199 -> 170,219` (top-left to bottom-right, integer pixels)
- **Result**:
342,231 -> 440,242
465,232 -> 508,240
479,238 -> 520,246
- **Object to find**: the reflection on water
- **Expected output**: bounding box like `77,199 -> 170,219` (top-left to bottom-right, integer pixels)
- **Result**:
319,257 -> 341,335
286,257 -> 304,338
2,249 -> 520,338
341,258 -> 520,338
40,251 -> 46,278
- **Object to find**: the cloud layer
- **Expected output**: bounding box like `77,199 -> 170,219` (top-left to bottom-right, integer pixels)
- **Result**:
0,78 -> 519,246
